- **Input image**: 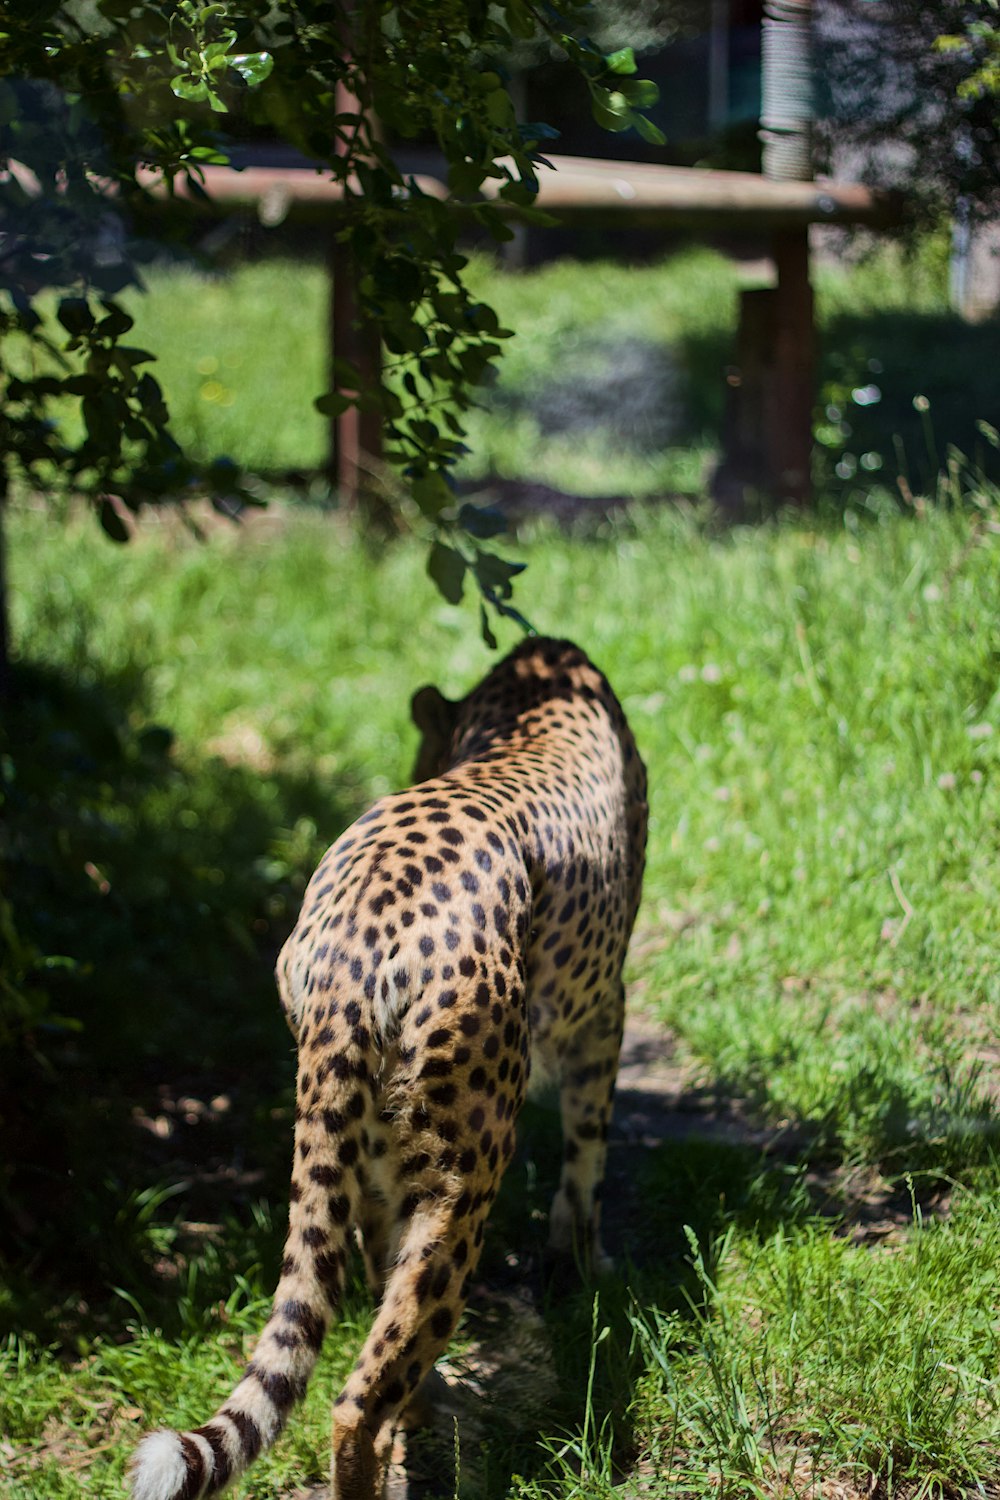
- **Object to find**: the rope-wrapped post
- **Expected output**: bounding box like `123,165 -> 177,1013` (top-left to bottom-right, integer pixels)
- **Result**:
760,0 -> 815,505
760,0 -> 815,183
714,0 -> 816,509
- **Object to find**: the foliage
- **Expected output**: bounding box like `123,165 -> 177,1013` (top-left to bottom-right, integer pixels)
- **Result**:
0,68 -> 256,529
936,0 -> 1000,102
818,0 -> 1000,230
505,0 -> 702,65
0,0 -> 660,634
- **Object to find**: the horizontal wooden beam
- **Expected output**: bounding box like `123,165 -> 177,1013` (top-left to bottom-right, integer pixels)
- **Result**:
137,154 -> 901,231
487,155 -> 901,229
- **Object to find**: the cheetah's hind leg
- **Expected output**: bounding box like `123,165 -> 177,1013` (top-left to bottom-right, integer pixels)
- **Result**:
355,1185 -> 450,1433
331,1194 -> 492,1500
546,985 -> 625,1276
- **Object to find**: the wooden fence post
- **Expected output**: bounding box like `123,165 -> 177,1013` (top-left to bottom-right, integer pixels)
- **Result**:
767,228 -> 814,505
328,232 -> 382,508
327,66 -> 382,508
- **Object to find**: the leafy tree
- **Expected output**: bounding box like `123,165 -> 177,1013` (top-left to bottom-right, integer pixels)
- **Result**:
817,0 -> 1000,231
0,0 -> 662,686
936,0 -> 1000,105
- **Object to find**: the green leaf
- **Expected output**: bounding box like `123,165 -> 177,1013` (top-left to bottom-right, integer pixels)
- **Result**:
97,496 -> 130,543
203,37 -> 237,64
171,74 -> 211,103
474,205 -> 516,241
591,89 -> 632,133
604,90 -> 633,117
480,603 -> 498,650
314,391 -> 353,417
57,298 -> 94,336
383,307 -> 426,354
136,372 -> 168,424
97,301 -> 134,338
467,302 -> 500,334
448,160 -> 487,197
456,346 -> 488,380
410,418 -> 440,447
457,502 -> 507,539
498,178 -> 538,208
634,113 -> 666,146
618,78 -> 659,108
231,51 -> 274,86
485,86 -> 514,129
510,203 -> 558,227
331,357 -> 363,387
428,540 -> 466,604
412,472 -> 451,517
518,119 -> 561,145
188,144 -> 231,163
494,599 -> 535,634
605,47 -> 637,75
113,346 -> 157,368
83,394 -> 120,451
473,549 -> 526,598
505,2 -> 536,40
63,374 -> 101,396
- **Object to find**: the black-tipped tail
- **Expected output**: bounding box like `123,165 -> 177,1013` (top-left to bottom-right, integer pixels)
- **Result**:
131,1375 -> 285,1500
131,1055 -> 366,1499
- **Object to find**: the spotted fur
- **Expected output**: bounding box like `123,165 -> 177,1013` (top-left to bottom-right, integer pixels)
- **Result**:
131,637 -> 647,1500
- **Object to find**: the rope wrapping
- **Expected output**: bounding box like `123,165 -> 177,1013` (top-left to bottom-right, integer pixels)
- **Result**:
760,0 -> 815,181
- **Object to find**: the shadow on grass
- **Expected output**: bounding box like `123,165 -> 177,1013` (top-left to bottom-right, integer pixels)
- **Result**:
442,302 -> 1000,533
672,300 -> 1000,489
818,308 -> 1000,493
0,656 -> 364,1342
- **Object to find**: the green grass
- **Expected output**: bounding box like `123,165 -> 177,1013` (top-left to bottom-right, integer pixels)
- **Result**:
4,235 -> 1000,1500
624,1188 -> 1000,1500
115,239 -> 1000,500
5,479 -> 1000,1499
0,1278 -> 376,1498
127,260 -> 330,475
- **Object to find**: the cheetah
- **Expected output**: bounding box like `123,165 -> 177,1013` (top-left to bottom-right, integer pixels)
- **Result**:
131,636 -> 647,1500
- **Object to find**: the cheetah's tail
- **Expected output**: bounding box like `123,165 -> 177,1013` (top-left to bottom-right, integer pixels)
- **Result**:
130,1061 -> 362,1500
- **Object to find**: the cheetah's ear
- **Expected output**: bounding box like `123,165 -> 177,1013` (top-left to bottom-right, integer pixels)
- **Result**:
410,684 -> 456,735
410,685 -> 459,782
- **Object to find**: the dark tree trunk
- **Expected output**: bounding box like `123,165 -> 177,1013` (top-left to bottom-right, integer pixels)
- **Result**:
0,455 -> 10,704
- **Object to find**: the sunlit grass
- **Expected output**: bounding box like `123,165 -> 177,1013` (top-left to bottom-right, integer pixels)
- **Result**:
116,238 -> 994,501
10,492 -> 1000,1174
